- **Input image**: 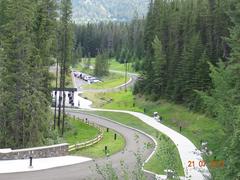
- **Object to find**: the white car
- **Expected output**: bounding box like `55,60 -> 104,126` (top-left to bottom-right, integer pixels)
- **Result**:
83,76 -> 91,81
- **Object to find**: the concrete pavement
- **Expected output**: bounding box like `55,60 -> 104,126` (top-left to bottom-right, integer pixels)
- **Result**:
0,156 -> 92,174
0,66 -> 211,179
0,112 -> 155,180
70,67 -> 211,180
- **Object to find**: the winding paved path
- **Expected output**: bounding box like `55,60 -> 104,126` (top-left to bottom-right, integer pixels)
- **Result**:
71,72 -> 211,180
72,69 -> 138,93
0,112 -> 155,180
0,68 -> 211,180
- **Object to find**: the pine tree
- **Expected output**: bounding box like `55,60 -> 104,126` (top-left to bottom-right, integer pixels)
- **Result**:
0,0 -> 51,148
224,1 -> 240,178
151,36 -> 166,95
34,0 -> 58,100
57,0 -> 73,135
197,1 -> 240,178
94,52 -> 109,77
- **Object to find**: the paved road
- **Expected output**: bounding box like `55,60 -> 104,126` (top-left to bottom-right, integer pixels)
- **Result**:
84,109 -> 211,180
72,70 -> 138,93
0,111 -> 155,180
71,67 -> 211,179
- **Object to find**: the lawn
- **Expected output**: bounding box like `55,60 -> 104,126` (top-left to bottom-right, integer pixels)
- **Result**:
64,116 -> 100,145
74,58 -> 135,73
83,72 -> 130,90
74,58 -> 94,75
109,59 -> 134,73
84,90 -> 225,149
90,111 -> 184,176
82,90 -> 142,110
83,89 -> 226,177
73,129 -> 125,158
73,59 -> 131,90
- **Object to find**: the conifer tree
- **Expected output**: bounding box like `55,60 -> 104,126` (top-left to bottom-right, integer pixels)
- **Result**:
224,1 -> 240,178
152,36 -> 166,95
34,0 -> 58,100
0,0 -> 51,148
57,0 -> 73,135
94,52 -> 109,77
197,1 -> 240,178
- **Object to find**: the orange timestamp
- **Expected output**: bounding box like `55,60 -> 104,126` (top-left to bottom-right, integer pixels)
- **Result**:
188,160 -> 224,168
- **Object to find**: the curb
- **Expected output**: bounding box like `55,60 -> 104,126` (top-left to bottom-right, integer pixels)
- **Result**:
66,109 -> 160,178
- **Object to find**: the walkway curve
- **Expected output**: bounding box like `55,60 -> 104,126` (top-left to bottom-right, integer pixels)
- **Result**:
0,112 -> 155,180
80,105 -> 211,180
72,69 -> 138,93
71,68 -> 211,180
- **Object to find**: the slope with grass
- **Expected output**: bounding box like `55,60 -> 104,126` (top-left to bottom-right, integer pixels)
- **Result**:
83,89 -> 226,177
74,129 -> 125,158
83,72 -> 129,90
64,117 -> 100,145
109,59 -> 134,73
90,111 -> 184,176
73,59 -> 131,90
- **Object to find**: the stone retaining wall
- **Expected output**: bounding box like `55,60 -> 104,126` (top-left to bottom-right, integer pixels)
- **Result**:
0,143 -> 69,160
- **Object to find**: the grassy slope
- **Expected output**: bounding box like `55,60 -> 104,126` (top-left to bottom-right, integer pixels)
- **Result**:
91,111 -> 184,175
85,90 -> 225,149
83,72 -> 129,90
74,59 -> 131,90
64,117 -> 100,145
83,90 -> 226,177
109,59 -> 134,73
83,90 -> 139,109
74,129 -> 125,158
74,60 -> 94,75
74,58 -> 134,73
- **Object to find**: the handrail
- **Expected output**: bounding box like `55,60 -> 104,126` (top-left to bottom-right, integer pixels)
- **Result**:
68,119 -> 104,152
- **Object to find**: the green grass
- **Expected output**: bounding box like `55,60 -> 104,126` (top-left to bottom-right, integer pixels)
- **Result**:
109,59 -> 134,73
64,117 -> 100,145
74,59 -> 94,75
144,134 -> 183,175
83,90 -> 140,109
83,72 -> 130,90
84,90 -> 225,149
73,59 -> 131,90
73,129 -> 125,158
83,90 -> 226,177
89,111 -> 184,176
74,58 -> 134,73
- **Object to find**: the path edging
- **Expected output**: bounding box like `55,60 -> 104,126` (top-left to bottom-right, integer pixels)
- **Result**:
67,109 -> 170,179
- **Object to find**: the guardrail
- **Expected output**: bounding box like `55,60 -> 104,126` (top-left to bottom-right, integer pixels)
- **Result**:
68,133 -> 103,152
67,116 -> 104,152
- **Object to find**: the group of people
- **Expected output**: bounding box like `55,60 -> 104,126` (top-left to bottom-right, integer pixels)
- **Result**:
51,91 -> 75,107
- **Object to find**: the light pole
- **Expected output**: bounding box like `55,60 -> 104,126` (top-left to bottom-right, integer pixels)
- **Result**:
53,58 -> 59,129
125,58 -> 127,92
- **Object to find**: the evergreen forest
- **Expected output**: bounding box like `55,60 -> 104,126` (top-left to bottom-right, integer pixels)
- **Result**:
0,0 -> 239,179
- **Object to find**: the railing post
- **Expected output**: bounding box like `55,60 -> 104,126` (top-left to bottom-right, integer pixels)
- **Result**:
29,156 -> 33,167
105,146 -> 108,155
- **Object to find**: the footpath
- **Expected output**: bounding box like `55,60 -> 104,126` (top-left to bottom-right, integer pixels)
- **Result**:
72,72 -> 211,180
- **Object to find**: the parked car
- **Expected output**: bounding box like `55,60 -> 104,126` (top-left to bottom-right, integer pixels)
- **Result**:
84,76 -> 91,81
88,77 -> 101,84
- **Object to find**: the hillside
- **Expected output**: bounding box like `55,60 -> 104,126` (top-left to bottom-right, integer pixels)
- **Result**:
72,0 -> 150,23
